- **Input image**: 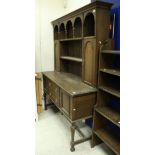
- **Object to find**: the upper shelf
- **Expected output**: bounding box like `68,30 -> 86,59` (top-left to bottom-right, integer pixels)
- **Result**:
60,56 -> 82,62
101,50 -> 120,55
99,86 -> 120,98
96,107 -> 120,127
60,38 -> 82,42
100,68 -> 120,76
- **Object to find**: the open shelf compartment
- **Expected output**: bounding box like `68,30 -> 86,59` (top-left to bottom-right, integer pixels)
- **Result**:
60,40 -> 82,59
66,21 -> 73,38
100,52 -> 120,72
60,60 -> 82,78
97,90 -> 120,126
93,111 -> 120,155
98,72 -> 120,97
54,25 -> 59,40
74,17 -> 82,38
84,13 -> 95,37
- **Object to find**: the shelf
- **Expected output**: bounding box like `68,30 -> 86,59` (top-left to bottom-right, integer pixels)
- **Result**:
96,107 -> 120,127
100,68 -> 120,76
94,128 -> 120,155
99,86 -> 120,98
60,56 -> 82,62
101,50 -> 120,55
60,38 -> 82,42
83,36 -> 96,39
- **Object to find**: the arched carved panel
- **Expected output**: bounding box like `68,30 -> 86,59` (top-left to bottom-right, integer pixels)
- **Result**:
84,13 -> 95,37
74,17 -> 82,38
54,41 -> 60,71
83,39 -> 96,86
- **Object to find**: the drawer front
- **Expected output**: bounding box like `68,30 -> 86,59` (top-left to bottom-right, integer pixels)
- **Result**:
48,80 -> 60,107
71,93 -> 96,121
43,76 -> 60,107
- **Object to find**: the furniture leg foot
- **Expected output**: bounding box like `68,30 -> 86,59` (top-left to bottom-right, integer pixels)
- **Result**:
70,146 -> 75,152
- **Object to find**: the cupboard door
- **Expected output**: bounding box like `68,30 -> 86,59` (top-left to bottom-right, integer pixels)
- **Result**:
71,93 -> 96,121
60,90 -> 71,117
83,38 -> 97,87
54,40 -> 60,71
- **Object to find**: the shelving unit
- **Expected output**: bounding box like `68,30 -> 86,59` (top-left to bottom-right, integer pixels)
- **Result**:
52,1 -> 113,87
92,49 -> 120,155
49,1 -> 114,152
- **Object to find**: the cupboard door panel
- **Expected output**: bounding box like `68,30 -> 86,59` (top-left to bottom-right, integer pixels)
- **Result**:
54,41 -> 60,71
71,93 -> 96,121
83,38 -> 96,86
60,90 -> 70,117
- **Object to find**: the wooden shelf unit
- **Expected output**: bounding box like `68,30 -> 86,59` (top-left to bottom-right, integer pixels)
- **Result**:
44,1 -> 114,152
92,50 -> 120,154
52,1 -> 113,87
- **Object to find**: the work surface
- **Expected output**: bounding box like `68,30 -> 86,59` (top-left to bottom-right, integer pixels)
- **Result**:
43,71 -> 97,96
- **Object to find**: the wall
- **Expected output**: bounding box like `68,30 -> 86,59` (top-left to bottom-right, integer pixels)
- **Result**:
35,0 -> 91,72
64,0 -> 90,14
35,0 -> 66,72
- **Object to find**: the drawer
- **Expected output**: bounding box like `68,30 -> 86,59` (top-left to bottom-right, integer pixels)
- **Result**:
43,76 -> 60,107
49,81 -> 60,107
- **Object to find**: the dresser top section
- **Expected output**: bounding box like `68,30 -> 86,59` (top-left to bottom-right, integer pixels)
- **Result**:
43,71 -> 97,96
52,1 -> 113,24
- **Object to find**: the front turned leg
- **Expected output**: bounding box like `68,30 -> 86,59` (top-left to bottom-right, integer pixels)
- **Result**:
43,93 -> 47,110
70,124 -> 75,152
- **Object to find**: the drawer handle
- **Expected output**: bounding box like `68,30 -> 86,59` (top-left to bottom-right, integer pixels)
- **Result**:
73,109 -> 76,111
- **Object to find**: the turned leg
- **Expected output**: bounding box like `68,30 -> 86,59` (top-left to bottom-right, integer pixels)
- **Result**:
70,124 -> 75,152
44,93 -> 47,110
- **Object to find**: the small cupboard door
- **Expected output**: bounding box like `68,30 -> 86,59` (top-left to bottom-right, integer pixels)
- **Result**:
60,90 -> 71,117
71,93 -> 96,121
54,40 -> 60,71
83,38 -> 97,87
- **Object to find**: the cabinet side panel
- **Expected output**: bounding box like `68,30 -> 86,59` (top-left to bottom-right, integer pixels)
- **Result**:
96,8 -> 111,43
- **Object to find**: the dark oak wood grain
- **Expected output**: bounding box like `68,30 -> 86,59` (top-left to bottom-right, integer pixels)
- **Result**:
43,71 -> 97,97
